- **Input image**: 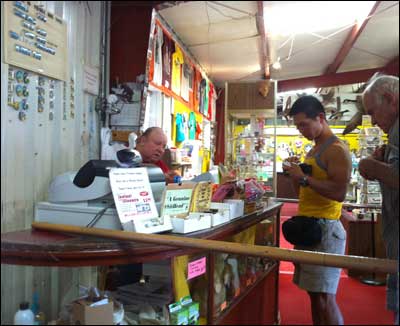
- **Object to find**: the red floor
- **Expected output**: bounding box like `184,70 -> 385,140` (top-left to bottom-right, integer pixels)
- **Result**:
278,203 -> 394,325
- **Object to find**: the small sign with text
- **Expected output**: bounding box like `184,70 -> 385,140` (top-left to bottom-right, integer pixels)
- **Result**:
187,257 -> 206,280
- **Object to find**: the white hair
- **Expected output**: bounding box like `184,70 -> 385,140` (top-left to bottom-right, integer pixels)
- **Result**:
363,74 -> 399,107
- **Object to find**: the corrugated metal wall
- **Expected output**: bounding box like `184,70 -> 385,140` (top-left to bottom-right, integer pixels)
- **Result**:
1,2 -> 104,323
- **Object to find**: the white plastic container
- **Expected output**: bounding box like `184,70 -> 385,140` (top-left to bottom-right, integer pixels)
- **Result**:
14,302 -> 35,325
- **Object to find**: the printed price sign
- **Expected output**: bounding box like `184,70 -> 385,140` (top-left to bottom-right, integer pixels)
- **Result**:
109,168 -> 158,223
187,257 -> 206,280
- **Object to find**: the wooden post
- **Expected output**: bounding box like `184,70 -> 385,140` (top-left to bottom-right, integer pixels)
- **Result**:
32,222 -> 397,274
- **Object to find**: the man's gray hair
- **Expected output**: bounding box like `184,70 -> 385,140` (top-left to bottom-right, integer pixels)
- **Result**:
363,74 -> 399,106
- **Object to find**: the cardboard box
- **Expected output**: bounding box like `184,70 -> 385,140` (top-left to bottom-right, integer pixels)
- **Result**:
223,199 -> 244,219
171,213 -> 211,234
72,299 -> 113,325
210,202 -> 234,220
180,296 -> 200,325
210,200 -> 245,220
169,302 -> 189,325
207,209 -> 230,227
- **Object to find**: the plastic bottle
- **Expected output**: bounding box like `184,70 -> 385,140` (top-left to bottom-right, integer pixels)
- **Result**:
14,301 -> 35,325
31,290 -> 46,325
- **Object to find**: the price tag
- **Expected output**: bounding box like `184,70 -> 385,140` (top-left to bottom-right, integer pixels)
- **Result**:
187,257 -> 206,280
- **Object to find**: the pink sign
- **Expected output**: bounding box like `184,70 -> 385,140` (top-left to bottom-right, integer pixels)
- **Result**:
187,257 -> 206,280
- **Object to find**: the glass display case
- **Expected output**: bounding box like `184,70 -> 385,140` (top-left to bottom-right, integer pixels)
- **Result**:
230,121 -> 276,195
1,203 -> 282,325
225,81 -> 277,197
183,205 -> 281,325
358,125 -> 384,205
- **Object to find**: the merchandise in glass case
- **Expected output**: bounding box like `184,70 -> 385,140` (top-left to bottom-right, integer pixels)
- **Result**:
231,134 -> 275,194
224,81 -> 277,197
358,125 -> 383,205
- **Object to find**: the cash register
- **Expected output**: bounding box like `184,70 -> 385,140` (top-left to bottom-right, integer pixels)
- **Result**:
35,149 -> 168,232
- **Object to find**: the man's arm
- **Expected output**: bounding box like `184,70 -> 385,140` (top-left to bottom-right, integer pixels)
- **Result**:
307,144 -> 352,202
358,158 -> 399,189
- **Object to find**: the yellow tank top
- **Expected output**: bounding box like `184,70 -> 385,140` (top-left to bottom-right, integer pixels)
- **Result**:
171,44 -> 184,95
298,136 -> 343,220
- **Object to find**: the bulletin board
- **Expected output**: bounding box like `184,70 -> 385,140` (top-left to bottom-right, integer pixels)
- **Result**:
3,1 -> 68,81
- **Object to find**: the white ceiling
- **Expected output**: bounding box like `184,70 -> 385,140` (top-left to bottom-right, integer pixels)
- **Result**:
158,1 -> 399,87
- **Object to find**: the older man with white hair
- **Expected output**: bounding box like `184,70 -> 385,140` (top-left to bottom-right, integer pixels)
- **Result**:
359,74 -> 399,324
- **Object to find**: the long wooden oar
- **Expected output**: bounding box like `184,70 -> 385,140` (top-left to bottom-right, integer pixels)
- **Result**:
32,222 -> 397,274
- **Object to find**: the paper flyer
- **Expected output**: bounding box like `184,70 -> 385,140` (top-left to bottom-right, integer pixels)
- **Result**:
109,168 -> 158,223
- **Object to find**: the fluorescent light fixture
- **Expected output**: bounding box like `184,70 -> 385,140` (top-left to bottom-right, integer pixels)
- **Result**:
264,1 -> 376,36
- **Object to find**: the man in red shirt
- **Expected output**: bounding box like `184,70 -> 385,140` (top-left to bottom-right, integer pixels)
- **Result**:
135,127 -> 180,183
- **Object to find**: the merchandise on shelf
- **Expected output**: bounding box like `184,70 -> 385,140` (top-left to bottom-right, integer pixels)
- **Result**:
358,126 -> 383,205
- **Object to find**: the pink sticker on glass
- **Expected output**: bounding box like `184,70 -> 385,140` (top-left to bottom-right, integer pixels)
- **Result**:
187,257 -> 206,280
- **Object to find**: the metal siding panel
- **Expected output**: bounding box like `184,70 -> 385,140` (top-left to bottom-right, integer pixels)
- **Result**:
1,2 -> 103,323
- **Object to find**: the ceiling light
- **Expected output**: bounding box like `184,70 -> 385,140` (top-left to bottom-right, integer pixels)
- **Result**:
272,57 -> 281,70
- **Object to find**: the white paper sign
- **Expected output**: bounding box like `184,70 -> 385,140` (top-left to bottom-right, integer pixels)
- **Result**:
83,65 -> 99,95
109,168 -> 158,223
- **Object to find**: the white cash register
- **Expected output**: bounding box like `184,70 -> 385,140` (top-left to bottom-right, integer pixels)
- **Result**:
35,149 -> 172,233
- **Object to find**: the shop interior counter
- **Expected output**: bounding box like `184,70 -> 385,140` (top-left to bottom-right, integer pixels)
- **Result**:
1,202 -> 282,267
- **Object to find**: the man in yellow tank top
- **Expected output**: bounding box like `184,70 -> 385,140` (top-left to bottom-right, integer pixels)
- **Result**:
283,95 -> 352,325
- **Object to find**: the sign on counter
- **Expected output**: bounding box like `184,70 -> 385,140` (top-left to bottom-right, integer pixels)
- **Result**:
161,183 -> 196,217
109,168 -> 158,223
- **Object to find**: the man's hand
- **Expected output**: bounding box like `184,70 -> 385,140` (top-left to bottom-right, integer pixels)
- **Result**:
372,144 -> 386,161
358,157 -> 377,181
282,156 -> 305,181
165,170 -> 181,184
359,155 -> 399,189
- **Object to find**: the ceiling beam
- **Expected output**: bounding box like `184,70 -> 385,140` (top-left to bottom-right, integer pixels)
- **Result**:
324,1 -> 381,75
278,67 -> 396,93
256,1 -> 270,79
383,56 -> 399,75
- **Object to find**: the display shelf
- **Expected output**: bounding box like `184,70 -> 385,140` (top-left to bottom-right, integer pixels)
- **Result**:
340,207 -> 386,282
214,262 -> 278,325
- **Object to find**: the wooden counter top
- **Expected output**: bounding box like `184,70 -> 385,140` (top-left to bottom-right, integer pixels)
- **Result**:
1,202 -> 282,267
